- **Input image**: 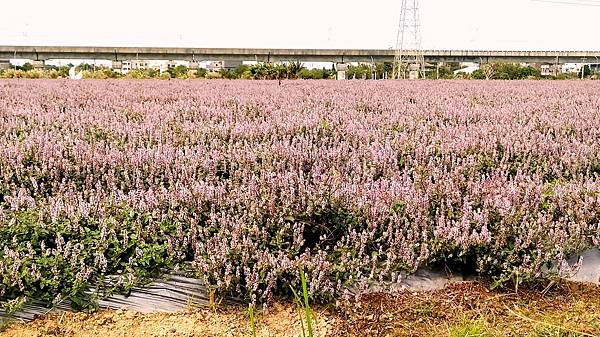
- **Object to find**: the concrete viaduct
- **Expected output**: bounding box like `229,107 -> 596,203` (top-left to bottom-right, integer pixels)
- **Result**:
1,46 -> 600,78
1,46 -> 600,63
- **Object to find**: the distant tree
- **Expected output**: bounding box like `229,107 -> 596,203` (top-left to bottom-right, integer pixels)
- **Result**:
346,64 -> 373,80
436,65 -> 454,79
578,65 -> 592,78
518,66 -> 541,79
159,71 -> 171,80
249,63 -> 268,79
145,69 -> 160,78
374,63 -> 386,79
219,68 -> 236,79
248,62 -> 293,80
372,62 -> 394,79
299,68 -> 329,79
301,67 -> 335,80
95,68 -> 121,79
18,63 -> 33,71
233,64 -> 250,79
494,63 -> 517,79
286,61 -> 304,79
298,68 -> 312,79
471,62 -> 540,80
57,66 -> 70,78
167,65 -> 189,79
194,68 -> 208,78
274,63 -> 287,80
481,64 -> 495,80
471,69 -> 484,80
76,63 -> 95,72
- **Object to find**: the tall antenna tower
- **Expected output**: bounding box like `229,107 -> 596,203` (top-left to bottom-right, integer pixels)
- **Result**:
392,0 -> 426,79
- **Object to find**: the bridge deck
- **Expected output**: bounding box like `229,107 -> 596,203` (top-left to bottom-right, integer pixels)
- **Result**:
1,46 -> 599,63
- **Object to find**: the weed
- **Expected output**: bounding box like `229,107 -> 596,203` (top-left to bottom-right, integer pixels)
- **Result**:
534,325 -> 585,337
0,318 -> 10,333
290,268 -> 314,337
448,318 -> 488,337
415,302 -> 435,317
249,303 -> 257,337
506,306 -> 595,337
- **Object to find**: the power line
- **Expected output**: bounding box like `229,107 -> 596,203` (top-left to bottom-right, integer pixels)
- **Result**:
535,0 -> 600,4
531,0 -> 600,6
532,0 -> 600,6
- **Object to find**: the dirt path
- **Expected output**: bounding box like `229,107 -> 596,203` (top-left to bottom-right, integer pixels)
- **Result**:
2,282 -> 599,337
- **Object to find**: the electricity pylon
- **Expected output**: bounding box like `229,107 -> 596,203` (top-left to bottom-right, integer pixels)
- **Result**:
392,0 -> 426,79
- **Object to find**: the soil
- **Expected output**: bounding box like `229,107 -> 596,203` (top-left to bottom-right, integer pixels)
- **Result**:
2,281 -> 599,337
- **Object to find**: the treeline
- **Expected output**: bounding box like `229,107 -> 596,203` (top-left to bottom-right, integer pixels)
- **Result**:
1,61 -> 596,80
0,62 -> 336,80
471,63 -> 541,80
218,62 -> 336,79
468,63 -> 593,80
345,62 -> 594,80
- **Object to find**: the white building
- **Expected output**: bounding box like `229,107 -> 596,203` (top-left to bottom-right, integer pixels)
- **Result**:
540,64 -> 562,76
131,60 -> 149,70
206,60 -> 243,72
562,63 -> 580,73
541,65 -> 552,76
121,61 -> 131,73
206,61 -> 225,72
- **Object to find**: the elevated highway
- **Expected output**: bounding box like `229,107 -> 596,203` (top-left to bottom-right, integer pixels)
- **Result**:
1,46 -> 600,64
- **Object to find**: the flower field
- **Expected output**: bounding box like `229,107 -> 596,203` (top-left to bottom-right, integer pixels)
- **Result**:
0,79 -> 599,311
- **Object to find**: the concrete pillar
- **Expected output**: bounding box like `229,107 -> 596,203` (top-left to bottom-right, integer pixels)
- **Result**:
0,59 -> 10,70
32,60 -> 45,70
336,62 -> 348,80
408,63 -> 420,80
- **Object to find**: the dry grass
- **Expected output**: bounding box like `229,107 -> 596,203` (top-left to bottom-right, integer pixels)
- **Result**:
333,281 -> 600,336
2,281 -> 599,337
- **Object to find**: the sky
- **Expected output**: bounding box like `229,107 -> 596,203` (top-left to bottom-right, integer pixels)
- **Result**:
1,0 -> 600,51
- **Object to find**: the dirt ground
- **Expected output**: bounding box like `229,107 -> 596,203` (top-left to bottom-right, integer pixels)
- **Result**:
2,281 -> 599,337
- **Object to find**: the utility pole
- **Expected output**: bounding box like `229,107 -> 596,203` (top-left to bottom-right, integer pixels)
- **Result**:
581,57 -> 587,79
392,0 -> 425,79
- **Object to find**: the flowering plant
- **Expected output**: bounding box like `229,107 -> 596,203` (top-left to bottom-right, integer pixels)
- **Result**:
0,79 -> 598,311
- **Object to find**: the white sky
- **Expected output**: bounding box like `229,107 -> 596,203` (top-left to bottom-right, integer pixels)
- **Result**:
1,0 -> 599,50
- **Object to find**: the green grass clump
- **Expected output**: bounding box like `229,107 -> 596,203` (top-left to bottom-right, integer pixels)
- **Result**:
448,318 -> 488,337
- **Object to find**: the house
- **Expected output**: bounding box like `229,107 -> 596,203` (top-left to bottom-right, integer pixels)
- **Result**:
562,64 -> 579,73
121,61 -> 131,73
130,60 -> 149,70
540,64 -> 561,76
206,60 -> 243,72
206,61 -> 224,72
